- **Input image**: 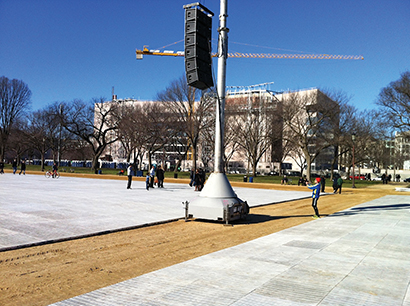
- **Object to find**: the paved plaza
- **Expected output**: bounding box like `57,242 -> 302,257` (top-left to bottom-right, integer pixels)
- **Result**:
2,174 -> 410,305
52,195 -> 410,306
0,174 -> 311,251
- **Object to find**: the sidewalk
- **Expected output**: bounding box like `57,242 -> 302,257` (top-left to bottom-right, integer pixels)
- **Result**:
52,195 -> 410,305
0,174 -> 311,251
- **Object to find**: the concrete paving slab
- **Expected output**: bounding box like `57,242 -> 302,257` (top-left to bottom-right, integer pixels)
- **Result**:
0,174 -> 311,251
52,195 -> 410,306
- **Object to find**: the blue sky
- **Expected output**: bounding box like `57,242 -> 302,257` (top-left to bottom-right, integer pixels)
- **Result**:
1,0 -> 409,111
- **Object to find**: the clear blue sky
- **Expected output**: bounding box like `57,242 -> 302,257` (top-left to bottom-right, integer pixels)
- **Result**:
1,0 -> 409,111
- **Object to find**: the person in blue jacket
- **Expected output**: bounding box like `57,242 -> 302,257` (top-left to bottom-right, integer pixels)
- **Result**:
307,177 -> 321,218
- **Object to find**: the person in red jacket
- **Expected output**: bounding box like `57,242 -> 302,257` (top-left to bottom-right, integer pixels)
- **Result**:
307,177 -> 321,219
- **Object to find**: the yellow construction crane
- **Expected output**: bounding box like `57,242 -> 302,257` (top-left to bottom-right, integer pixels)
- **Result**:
136,46 -> 364,60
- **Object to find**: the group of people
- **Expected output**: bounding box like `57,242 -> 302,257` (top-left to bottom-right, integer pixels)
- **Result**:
126,164 -> 165,191
381,173 -> 392,184
11,159 -> 26,175
189,168 -> 206,191
332,176 -> 344,194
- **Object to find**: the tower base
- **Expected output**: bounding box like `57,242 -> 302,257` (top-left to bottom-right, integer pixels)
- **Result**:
189,172 -> 249,222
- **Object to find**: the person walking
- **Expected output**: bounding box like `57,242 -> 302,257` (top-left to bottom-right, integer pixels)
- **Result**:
19,160 -> 26,175
149,165 -> 156,188
0,161 -> 4,174
156,165 -> 165,188
332,177 -> 339,193
12,159 -> 17,174
320,175 -> 326,192
145,173 -> 150,191
194,169 -> 201,191
198,168 -> 206,191
307,177 -> 321,218
337,176 -> 343,194
126,164 -> 133,189
189,169 -> 194,187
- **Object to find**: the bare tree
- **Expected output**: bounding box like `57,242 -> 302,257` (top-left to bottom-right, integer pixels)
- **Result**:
282,89 -> 339,180
230,94 -> 276,177
0,76 -> 31,161
376,71 -> 410,131
156,76 -> 214,173
116,103 -> 147,168
7,118 -> 30,163
60,98 -> 120,172
26,103 -> 69,171
142,102 -> 175,169
318,89 -> 355,178
27,109 -> 52,171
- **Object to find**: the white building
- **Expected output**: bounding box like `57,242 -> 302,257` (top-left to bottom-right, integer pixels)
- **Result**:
97,88 -> 338,174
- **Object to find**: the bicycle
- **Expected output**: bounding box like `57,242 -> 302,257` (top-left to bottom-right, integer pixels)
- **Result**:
45,170 -> 60,179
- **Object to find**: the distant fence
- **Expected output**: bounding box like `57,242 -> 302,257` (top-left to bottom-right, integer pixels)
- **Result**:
31,159 -> 129,169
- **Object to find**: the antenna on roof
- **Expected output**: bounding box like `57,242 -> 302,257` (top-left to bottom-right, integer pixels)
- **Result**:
112,86 -> 117,101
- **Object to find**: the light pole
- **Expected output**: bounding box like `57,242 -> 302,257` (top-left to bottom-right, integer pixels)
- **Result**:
352,133 -> 356,188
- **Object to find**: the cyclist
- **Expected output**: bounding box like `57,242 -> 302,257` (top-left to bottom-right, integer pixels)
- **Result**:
52,162 -> 58,178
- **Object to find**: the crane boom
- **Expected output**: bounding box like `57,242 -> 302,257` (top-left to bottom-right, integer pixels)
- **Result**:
136,47 -> 364,60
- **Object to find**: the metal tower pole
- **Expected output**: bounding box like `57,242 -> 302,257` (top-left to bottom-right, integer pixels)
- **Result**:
214,0 -> 228,173
189,0 -> 248,223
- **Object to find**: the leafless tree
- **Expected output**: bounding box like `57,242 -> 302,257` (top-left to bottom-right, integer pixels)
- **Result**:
142,102 -> 175,169
317,89 -> 355,179
223,97 -> 245,172
0,76 -> 31,161
156,75 -> 214,172
60,98 -> 120,172
26,103 -> 69,170
116,102 -> 147,168
27,109 -> 52,171
229,94 -> 276,177
281,89 -> 339,180
376,71 -> 410,131
6,118 -> 30,163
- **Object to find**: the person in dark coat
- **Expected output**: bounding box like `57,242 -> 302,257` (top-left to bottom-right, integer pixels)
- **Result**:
12,159 -> 17,174
320,175 -> 326,192
19,160 -> 26,175
189,169 -> 194,187
126,164 -> 133,189
194,169 -> 201,191
199,168 -> 206,191
337,177 -> 343,194
156,165 -> 165,188
333,177 -> 338,193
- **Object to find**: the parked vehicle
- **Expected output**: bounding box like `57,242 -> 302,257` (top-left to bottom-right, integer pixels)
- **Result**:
284,171 -> 301,177
349,174 -> 367,180
404,177 -> 410,182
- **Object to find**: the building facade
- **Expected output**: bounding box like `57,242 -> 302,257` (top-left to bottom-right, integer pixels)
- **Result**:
97,88 -> 339,174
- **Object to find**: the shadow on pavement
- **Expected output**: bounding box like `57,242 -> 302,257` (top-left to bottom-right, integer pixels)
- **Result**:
329,203 -> 410,217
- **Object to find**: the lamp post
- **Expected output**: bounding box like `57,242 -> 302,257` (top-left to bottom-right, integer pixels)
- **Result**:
352,133 -> 356,188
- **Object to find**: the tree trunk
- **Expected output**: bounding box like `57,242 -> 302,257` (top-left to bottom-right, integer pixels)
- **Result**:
305,154 -> 312,181
41,153 -> 45,172
92,155 -> 100,173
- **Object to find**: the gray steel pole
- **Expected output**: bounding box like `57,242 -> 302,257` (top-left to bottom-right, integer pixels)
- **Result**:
189,0 -> 246,223
214,0 -> 228,173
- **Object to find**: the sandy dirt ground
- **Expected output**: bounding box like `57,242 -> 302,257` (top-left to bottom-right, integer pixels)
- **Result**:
0,173 -> 407,306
